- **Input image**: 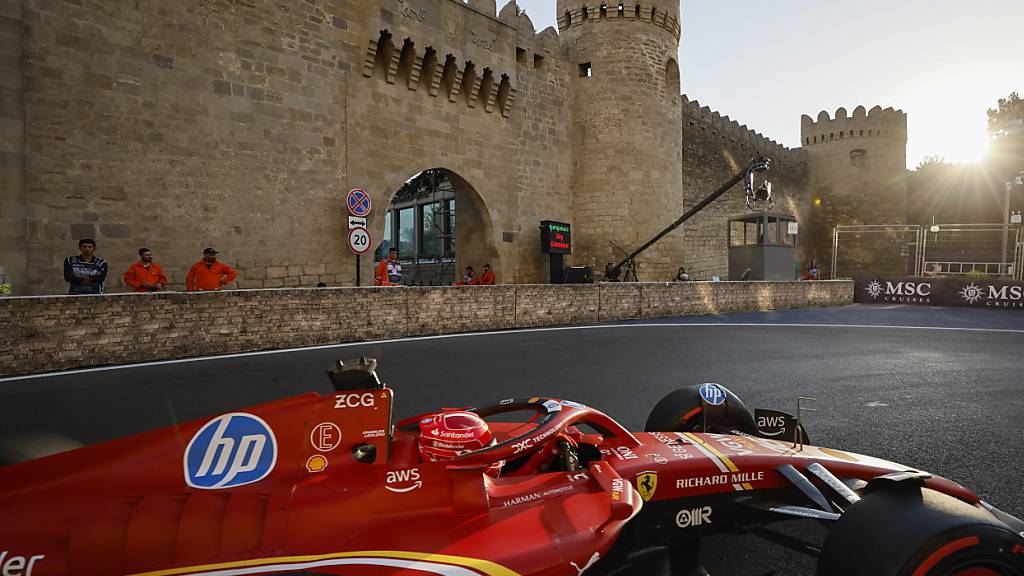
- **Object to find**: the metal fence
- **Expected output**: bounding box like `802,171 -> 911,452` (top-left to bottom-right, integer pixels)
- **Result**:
831,225 -> 922,280
921,224 -> 1022,279
832,223 -> 1023,281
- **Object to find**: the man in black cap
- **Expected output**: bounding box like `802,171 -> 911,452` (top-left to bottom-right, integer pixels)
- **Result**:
64,238 -> 108,295
185,247 -> 237,291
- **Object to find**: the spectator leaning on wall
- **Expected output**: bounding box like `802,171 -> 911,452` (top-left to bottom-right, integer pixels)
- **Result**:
123,247 -> 168,292
186,247 -> 237,292
375,247 -> 402,286
471,263 -> 495,285
64,238 -> 108,295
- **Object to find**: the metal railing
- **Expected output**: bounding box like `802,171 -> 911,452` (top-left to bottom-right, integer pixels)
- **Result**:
921,224 -> 1022,280
831,225 -> 922,280
832,223 -> 1023,281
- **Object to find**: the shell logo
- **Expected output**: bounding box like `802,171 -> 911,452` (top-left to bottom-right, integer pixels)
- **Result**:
305,454 -> 328,473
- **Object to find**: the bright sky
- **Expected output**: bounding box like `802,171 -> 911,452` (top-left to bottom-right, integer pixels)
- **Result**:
513,0 -> 1023,168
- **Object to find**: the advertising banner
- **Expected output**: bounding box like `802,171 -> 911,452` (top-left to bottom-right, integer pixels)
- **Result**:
854,277 -> 1024,310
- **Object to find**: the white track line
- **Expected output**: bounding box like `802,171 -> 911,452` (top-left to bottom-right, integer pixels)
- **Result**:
2,322 -> 1022,382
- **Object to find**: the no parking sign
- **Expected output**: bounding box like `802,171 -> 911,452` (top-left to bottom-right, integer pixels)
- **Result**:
347,188 -> 372,217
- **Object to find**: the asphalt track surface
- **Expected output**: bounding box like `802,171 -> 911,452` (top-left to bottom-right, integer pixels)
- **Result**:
2,304 -> 1022,576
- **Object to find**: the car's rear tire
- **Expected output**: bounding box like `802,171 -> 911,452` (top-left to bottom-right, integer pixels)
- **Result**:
817,487 -> 1024,576
644,385 -> 757,435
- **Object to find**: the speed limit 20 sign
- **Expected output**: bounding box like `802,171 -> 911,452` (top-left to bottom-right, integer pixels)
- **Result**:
348,227 -> 371,254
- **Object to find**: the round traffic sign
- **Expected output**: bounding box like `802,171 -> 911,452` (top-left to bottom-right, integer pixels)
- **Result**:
348,226 -> 371,254
347,188 -> 372,217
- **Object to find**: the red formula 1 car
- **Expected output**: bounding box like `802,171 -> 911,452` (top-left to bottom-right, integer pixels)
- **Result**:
2,358 -> 1023,576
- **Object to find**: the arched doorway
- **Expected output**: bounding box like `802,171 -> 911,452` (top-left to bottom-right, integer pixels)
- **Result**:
374,168 -> 496,285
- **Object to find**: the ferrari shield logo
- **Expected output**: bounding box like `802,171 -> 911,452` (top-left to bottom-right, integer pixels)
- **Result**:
636,471 -> 658,501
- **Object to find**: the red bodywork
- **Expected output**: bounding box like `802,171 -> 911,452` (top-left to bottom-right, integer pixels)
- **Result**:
0,388 -> 979,576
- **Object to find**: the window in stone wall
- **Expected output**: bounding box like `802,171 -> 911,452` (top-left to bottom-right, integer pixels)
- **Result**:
579,62 -> 592,78
496,74 -> 512,113
377,170 -> 457,267
665,58 -> 680,95
850,149 -> 868,168
534,54 -> 544,69
460,61 -> 477,104
397,207 -> 415,258
378,212 -> 393,257
419,48 -> 438,92
516,47 -> 527,65
478,68 -> 495,108
440,54 -> 458,97
397,38 -> 416,84
420,203 -> 441,259
372,30 -> 394,80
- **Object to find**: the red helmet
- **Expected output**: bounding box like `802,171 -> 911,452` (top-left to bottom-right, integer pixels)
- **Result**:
418,411 -> 495,461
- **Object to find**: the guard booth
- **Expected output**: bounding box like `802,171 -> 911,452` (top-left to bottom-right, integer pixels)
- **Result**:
728,212 -> 798,281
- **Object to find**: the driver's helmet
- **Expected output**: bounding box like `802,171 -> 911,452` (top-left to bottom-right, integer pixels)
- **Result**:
418,411 -> 495,462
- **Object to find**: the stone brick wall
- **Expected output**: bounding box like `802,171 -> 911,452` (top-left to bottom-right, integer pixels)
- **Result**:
19,0 -> 359,295
558,0 -> 684,281
802,107 -> 909,278
678,96 -> 809,282
0,280 -> 852,376
0,0 -> 25,293
3,0 -> 908,297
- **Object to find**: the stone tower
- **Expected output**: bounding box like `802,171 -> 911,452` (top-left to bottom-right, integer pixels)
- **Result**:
556,0 -> 684,279
801,106 -> 908,278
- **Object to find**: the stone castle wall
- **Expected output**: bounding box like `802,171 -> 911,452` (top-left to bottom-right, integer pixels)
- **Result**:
8,0 -> 578,294
0,280 -> 853,376
16,0 -> 361,294
557,0 -> 684,280
0,1 -> 26,293
678,96 -> 809,280
802,106 -> 908,277
1,0 -> 908,294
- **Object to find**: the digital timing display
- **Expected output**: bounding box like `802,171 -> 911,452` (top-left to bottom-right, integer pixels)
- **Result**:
540,221 -> 571,255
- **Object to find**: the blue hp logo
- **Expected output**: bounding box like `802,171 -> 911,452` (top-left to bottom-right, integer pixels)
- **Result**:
184,413 -> 277,489
698,383 -> 727,406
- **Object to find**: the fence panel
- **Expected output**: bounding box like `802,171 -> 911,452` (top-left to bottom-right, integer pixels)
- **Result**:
921,224 -> 1021,279
831,225 -> 921,280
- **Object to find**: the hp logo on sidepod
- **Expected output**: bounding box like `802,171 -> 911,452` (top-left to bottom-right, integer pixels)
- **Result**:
185,413 -> 278,489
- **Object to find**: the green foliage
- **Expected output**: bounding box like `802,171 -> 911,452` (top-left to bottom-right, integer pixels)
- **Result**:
964,269 -> 991,281
915,155 -> 949,171
0,284 -> 11,296
988,92 -> 1024,135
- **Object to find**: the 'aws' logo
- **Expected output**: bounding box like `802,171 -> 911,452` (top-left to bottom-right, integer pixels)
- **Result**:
385,468 -> 422,493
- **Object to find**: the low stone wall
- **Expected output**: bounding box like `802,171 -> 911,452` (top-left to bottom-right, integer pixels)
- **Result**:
1,281 -> 852,376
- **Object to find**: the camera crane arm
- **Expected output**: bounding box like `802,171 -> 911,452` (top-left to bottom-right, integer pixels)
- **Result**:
604,156 -> 772,281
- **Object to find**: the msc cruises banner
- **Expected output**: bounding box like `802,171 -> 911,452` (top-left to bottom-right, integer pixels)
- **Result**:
854,277 -> 1024,310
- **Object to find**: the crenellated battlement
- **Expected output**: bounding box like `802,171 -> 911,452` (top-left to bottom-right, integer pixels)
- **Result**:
498,1 -> 566,57
681,95 -> 804,166
800,105 -> 907,146
554,1 -> 682,41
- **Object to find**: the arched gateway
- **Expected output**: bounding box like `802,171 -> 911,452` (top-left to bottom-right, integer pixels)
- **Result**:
372,169 -> 497,286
